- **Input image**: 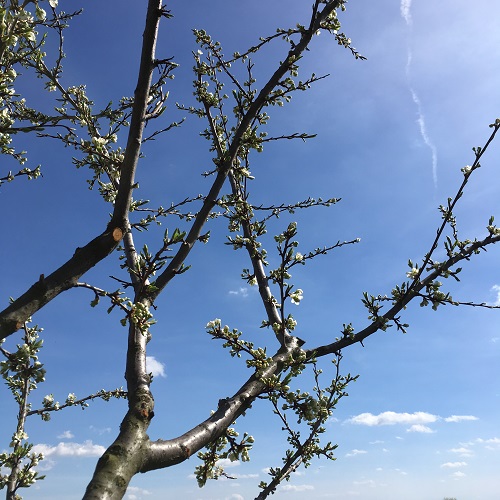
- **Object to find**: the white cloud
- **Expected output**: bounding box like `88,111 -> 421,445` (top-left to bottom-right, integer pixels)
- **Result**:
346,449 -> 368,458
146,356 -> 166,378
490,284 -> 500,306
449,447 -> 474,457
125,486 -> 152,499
35,459 -> 56,472
452,471 -> 466,479
459,437 -> 500,451
476,437 -> 500,449
280,484 -> 314,492
441,462 -> 467,468
216,458 -> 241,468
57,430 -> 74,439
400,0 -> 412,26
353,479 -> 376,487
33,440 -> 105,457
225,495 -> 244,500
89,425 -> 111,435
444,415 -> 478,423
347,411 -> 438,427
233,473 -> 259,479
229,287 -> 249,298
407,424 -> 435,433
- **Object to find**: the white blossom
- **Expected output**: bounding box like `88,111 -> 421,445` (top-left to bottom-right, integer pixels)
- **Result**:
289,289 -> 303,305
206,319 -> 221,330
406,268 -> 419,279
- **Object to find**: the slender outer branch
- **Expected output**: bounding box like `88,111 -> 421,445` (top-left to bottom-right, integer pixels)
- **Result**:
228,171 -> 287,346
310,233 -> 500,358
6,354 -> 31,499
203,94 -> 284,346
222,2 -> 341,346
404,121 -> 500,296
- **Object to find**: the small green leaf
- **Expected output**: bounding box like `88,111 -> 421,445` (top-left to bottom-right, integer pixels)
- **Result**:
172,228 -> 186,243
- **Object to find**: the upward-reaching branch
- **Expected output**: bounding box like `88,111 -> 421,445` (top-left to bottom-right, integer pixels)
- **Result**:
150,0 -> 344,300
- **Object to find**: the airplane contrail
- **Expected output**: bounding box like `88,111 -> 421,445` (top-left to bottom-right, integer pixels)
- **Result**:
400,0 -> 437,188
401,0 -> 413,26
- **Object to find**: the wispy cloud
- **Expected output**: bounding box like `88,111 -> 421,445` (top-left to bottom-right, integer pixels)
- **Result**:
280,484 -> 314,492
225,495 -> 244,500
125,486 -> 152,500
475,437 -> 500,449
452,471 -> 466,479
353,479 -> 376,487
229,287 -> 250,298
146,356 -> 166,378
346,449 -> 368,458
33,440 -> 105,457
444,415 -> 479,423
233,473 -> 259,479
89,425 -> 111,435
57,430 -> 74,439
35,459 -> 56,472
449,446 -> 474,457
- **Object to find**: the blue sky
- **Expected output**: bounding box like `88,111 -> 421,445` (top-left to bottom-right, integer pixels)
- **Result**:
1,0 -> 500,499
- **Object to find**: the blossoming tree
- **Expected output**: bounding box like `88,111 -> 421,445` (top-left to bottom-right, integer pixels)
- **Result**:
1,1 -> 499,499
